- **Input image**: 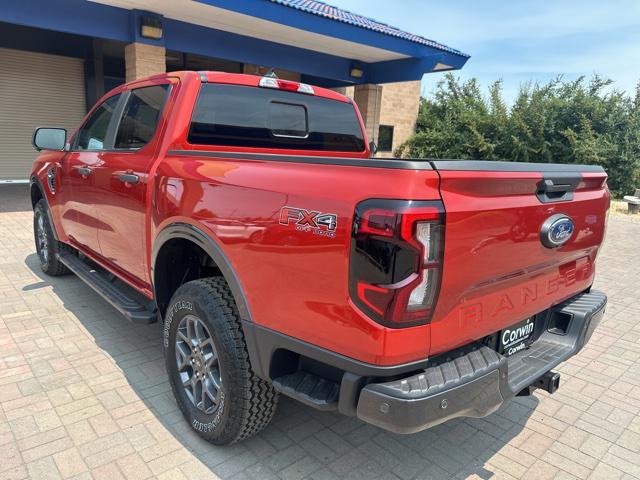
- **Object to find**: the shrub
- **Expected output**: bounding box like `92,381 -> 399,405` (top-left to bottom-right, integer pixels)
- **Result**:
397,74 -> 640,198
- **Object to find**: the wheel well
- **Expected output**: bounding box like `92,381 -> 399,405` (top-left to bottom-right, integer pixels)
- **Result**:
30,182 -> 43,209
153,238 -> 223,315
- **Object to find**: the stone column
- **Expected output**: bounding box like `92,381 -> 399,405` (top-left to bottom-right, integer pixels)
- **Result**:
377,81 -> 421,158
353,84 -> 382,145
242,64 -> 300,82
124,43 -> 166,82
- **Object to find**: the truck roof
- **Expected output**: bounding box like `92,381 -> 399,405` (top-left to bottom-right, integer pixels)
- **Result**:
125,70 -> 351,103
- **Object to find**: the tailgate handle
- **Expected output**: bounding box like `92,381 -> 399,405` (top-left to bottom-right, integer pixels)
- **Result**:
540,179 -> 571,193
536,176 -> 579,203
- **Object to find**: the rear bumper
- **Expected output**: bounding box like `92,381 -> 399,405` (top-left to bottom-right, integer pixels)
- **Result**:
356,290 -> 606,434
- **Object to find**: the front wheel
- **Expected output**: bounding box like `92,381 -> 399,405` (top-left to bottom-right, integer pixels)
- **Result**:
164,277 -> 278,445
34,199 -> 70,276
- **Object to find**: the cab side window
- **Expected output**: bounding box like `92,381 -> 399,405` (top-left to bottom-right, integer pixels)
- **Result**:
74,94 -> 121,150
115,85 -> 170,149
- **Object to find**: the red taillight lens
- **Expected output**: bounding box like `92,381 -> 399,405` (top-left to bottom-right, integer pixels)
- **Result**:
276,79 -> 299,91
349,199 -> 444,328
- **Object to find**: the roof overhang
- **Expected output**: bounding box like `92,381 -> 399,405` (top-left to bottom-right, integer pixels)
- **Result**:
1,0 -> 469,85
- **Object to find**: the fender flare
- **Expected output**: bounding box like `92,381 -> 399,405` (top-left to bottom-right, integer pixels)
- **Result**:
30,176 -> 59,241
151,222 -> 253,324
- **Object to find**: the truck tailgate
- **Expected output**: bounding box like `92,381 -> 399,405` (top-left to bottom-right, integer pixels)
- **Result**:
429,161 -> 609,356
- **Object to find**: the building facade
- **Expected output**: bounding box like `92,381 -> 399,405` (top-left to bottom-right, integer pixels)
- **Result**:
0,0 -> 468,181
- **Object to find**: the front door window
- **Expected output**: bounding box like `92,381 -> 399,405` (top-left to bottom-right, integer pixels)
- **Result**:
74,94 -> 121,150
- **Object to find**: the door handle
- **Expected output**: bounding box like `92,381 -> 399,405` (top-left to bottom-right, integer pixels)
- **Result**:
117,173 -> 140,184
76,166 -> 92,176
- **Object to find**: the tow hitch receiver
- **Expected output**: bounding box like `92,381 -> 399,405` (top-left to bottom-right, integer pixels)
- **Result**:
536,371 -> 561,394
518,371 -> 561,396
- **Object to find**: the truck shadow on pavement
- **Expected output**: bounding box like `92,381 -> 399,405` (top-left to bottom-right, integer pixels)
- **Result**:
25,252 -> 538,480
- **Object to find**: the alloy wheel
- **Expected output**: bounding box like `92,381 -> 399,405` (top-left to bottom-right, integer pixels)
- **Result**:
36,214 -> 49,264
175,314 -> 223,414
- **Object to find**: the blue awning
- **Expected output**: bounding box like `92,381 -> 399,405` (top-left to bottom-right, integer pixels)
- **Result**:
1,0 -> 469,85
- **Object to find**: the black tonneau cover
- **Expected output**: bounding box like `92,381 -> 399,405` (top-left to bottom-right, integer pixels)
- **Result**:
168,150 -> 605,174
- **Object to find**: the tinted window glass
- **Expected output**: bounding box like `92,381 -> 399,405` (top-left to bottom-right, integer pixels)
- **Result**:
188,84 -> 365,151
115,85 -> 169,149
270,102 -> 307,138
378,125 -> 394,152
75,94 -> 120,150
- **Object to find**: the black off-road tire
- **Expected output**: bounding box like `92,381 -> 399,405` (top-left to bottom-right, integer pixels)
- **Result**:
164,277 -> 279,445
33,199 -> 70,276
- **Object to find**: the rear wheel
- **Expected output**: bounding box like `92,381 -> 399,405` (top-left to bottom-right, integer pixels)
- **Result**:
34,200 -> 70,276
164,277 -> 278,444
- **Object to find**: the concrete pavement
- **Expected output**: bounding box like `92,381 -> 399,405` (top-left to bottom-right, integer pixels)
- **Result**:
1,191 -> 639,480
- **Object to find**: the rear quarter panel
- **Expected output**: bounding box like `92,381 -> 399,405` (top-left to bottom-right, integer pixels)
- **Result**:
152,154 -> 441,365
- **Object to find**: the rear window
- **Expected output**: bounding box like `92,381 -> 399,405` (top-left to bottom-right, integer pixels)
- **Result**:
115,85 -> 170,149
188,84 -> 365,152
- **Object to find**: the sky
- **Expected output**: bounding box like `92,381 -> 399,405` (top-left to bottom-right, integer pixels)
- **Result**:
328,0 -> 640,103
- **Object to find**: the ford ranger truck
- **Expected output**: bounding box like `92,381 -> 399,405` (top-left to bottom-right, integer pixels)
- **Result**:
29,71 -> 609,445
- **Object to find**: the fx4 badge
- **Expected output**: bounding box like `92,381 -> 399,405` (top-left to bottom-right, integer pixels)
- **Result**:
279,206 -> 337,238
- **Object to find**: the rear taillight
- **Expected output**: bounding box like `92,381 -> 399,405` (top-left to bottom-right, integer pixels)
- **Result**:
349,199 -> 444,328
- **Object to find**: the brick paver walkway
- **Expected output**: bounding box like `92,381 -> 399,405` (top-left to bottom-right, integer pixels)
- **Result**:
1,202 -> 639,479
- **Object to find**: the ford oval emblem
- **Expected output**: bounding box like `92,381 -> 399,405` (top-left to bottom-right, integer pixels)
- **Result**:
540,214 -> 574,248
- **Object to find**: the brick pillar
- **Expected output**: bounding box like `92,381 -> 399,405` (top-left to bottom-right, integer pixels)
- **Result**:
331,86 -> 354,99
124,43 -> 166,82
242,64 -> 300,82
353,84 -> 382,145
378,81 -> 421,158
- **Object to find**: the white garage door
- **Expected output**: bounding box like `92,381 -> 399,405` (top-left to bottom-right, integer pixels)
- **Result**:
0,48 -> 86,181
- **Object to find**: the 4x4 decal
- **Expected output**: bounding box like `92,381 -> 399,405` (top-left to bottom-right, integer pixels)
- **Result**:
279,206 -> 337,238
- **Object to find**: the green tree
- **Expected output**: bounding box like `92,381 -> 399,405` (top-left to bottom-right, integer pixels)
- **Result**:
397,74 -> 640,197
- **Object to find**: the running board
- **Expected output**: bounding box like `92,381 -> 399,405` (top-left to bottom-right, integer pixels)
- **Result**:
272,371 -> 339,411
58,253 -> 157,324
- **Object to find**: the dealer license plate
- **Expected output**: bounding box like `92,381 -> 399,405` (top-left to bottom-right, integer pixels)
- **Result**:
499,317 -> 535,357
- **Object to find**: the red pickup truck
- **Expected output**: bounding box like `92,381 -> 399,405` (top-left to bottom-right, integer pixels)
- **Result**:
30,71 -> 609,445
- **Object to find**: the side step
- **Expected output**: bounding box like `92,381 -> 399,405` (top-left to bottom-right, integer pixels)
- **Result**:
272,371 -> 339,411
58,253 -> 157,324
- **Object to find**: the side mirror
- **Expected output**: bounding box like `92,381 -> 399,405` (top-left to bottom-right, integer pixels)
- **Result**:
33,127 -> 67,151
369,141 -> 378,156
